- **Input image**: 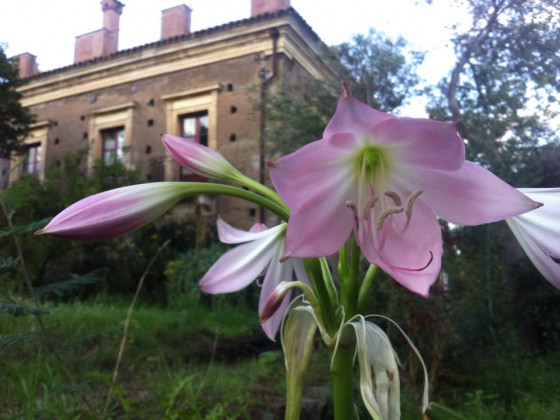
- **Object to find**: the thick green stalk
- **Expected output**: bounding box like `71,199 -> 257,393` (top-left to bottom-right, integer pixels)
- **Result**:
345,237 -> 361,318
357,264 -> 378,314
331,341 -> 357,420
232,173 -> 290,213
183,182 -> 290,220
303,258 -> 338,336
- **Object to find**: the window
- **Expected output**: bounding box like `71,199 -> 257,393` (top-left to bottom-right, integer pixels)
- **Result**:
23,143 -> 42,176
101,127 -> 125,165
179,112 -> 208,181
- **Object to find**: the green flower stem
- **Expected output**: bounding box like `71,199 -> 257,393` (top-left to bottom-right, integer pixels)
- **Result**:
182,182 -> 290,220
232,173 -> 290,213
331,340 -> 357,420
342,237 -> 361,318
303,258 -> 338,336
320,257 -> 339,309
338,239 -> 349,280
357,264 -> 378,314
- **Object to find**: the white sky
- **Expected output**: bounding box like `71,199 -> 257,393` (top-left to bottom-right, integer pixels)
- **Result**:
0,0 -> 470,115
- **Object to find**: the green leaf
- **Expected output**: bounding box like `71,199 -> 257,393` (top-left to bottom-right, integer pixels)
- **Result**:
0,331 -> 42,350
0,256 -> 19,269
0,300 -> 47,317
0,217 -> 51,238
35,269 -> 106,297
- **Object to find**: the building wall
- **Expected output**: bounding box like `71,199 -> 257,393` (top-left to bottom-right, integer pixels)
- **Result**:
16,9 -> 340,230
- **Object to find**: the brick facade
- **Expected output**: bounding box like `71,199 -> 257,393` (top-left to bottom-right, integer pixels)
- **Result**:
13,3 -> 338,229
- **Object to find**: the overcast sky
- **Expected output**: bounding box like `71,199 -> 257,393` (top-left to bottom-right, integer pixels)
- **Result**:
0,0 -> 470,115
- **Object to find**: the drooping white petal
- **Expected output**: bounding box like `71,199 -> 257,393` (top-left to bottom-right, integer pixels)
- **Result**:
350,319 -> 401,420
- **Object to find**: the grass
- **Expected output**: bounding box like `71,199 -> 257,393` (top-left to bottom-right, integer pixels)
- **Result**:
2,297 -> 560,419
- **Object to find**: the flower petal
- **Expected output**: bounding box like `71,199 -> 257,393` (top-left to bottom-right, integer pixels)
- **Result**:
35,183 -> 189,241
217,218 -> 281,244
506,188 -> 560,289
360,200 -> 442,297
323,81 -> 395,141
199,233 -> 277,294
408,161 -> 541,225
372,117 -> 465,171
162,134 -> 241,182
269,136 -> 358,257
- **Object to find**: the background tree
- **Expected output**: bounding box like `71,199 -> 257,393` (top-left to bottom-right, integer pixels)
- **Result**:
428,0 -> 560,181
264,29 -> 423,156
335,28 -> 424,111
0,44 -> 35,158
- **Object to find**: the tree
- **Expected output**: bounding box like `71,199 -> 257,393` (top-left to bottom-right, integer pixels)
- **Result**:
334,28 -> 424,112
428,0 -> 560,182
0,44 -> 35,158
264,29 -> 423,156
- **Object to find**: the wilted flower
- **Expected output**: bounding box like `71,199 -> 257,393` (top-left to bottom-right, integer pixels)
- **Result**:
506,188 -> 560,289
269,82 -> 540,297
35,182 -> 193,240
200,219 -> 309,340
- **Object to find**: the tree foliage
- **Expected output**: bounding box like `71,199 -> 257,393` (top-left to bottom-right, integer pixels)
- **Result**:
0,45 -> 35,158
264,29 -> 423,156
428,0 -> 560,182
334,28 -> 424,111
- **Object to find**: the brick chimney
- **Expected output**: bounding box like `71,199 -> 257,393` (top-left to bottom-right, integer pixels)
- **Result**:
161,5 -> 192,40
74,0 -> 125,63
13,53 -> 38,78
251,0 -> 290,16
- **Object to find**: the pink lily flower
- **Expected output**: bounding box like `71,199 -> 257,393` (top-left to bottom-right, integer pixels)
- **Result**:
506,188 -> 560,289
268,82 -> 540,297
35,182 -> 191,240
200,219 -> 309,340
162,134 -> 243,182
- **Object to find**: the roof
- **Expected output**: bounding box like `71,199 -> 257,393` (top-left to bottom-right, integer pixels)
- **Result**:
24,7 -> 326,81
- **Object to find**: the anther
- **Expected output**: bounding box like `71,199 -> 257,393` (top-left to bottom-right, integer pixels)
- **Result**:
376,206 -> 403,231
345,200 -> 358,218
384,191 -> 402,206
363,197 -> 378,220
405,190 -> 423,218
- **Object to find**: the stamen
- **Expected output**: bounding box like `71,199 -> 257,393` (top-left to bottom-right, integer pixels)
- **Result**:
384,191 -> 402,206
376,206 -> 403,231
383,251 -> 434,272
346,200 -> 358,219
363,197 -> 378,220
406,190 -> 423,218
279,252 -> 292,263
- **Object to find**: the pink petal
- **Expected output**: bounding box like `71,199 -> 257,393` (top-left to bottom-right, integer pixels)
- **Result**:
372,118 -> 464,171
323,82 -> 395,141
269,135 -> 358,257
217,218 -> 277,244
259,244 -> 292,340
199,234 -> 277,294
360,200 -> 442,297
35,183 -> 189,241
162,134 -> 238,181
407,161 -> 541,225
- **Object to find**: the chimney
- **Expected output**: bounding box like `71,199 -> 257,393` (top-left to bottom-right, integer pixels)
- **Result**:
13,53 -> 38,78
74,0 -> 125,63
251,0 -> 290,16
161,5 -> 192,40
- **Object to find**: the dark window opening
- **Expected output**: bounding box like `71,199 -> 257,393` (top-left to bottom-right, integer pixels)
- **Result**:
229,133 -> 236,142
178,111 -> 209,182
101,127 -> 125,165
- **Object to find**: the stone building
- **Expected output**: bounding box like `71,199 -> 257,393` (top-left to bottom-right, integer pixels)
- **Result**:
10,0 -> 337,228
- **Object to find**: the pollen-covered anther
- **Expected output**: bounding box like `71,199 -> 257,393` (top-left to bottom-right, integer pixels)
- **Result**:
384,191 -> 402,206
405,190 -> 424,218
376,206 -> 404,231
363,197 -> 378,221
346,200 -> 359,219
